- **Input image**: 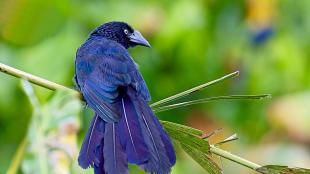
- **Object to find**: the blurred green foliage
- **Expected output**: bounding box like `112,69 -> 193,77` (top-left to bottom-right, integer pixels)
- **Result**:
20,82 -> 82,174
1,0 -> 310,173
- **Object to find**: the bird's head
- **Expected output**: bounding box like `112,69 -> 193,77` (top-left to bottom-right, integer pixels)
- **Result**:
90,21 -> 151,49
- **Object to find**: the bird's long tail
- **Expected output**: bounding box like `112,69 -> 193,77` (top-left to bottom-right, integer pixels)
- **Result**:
78,88 -> 176,174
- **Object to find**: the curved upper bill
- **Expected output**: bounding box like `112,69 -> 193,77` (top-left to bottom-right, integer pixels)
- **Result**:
129,30 -> 151,47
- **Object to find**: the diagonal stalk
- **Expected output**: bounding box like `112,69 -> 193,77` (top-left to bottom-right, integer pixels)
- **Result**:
0,63 -> 72,91
0,63 -> 82,99
6,138 -> 28,174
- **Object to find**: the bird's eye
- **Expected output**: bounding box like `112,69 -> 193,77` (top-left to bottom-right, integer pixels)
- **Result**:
124,29 -> 129,35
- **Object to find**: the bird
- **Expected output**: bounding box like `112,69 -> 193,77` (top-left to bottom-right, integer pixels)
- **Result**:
74,21 -> 176,174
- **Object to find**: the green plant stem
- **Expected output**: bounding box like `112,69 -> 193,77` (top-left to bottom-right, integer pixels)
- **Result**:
150,71 -> 239,108
0,62 -> 263,173
210,145 -> 261,171
0,63 -> 72,91
0,63 -> 82,98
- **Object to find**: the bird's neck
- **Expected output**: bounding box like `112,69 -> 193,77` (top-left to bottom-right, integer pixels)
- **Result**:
87,35 -> 104,41
88,34 -> 130,49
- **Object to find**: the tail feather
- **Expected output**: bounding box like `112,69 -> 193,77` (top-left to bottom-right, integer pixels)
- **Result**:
79,88 -> 175,174
127,87 -> 175,174
78,115 -> 105,168
103,123 -> 129,174
94,140 -> 105,174
137,99 -> 174,174
118,96 -> 149,164
150,111 -> 176,165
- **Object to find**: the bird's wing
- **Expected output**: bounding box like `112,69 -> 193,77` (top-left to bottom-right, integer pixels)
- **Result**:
76,38 -> 151,122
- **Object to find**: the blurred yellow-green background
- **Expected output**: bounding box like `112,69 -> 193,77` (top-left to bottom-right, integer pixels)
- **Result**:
0,0 -> 309,173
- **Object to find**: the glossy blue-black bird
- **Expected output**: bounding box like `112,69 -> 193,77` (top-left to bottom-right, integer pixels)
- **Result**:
75,21 -> 176,174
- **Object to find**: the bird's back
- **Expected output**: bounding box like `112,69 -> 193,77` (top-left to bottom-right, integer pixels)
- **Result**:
75,37 -> 134,89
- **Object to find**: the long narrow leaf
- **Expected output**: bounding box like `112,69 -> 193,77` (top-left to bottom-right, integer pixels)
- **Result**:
160,121 -> 204,136
154,94 -> 271,113
151,71 -> 239,108
160,121 -> 210,155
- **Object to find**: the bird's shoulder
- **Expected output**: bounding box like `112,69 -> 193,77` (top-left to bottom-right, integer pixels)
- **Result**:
77,37 -> 131,62
75,37 -> 151,102
75,37 -> 137,79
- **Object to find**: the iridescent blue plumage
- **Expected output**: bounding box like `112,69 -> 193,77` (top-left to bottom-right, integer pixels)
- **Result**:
75,22 -> 176,174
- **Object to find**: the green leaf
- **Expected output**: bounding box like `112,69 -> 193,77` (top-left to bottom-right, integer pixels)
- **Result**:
181,143 -> 222,174
160,120 -> 203,136
160,108 -> 220,174
256,165 -> 310,174
160,121 -> 210,155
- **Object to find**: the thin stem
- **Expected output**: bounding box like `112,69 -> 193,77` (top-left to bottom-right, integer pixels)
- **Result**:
0,63 -> 72,91
150,71 -> 239,108
0,63 -> 82,98
0,62 -> 263,173
210,145 -> 262,171
153,94 -> 271,113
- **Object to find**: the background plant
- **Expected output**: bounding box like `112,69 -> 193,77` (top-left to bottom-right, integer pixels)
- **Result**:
1,0 -> 310,173
1,64 -> 309,174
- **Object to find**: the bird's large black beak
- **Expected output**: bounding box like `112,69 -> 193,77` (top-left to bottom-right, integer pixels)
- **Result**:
129,30 -> 151,47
